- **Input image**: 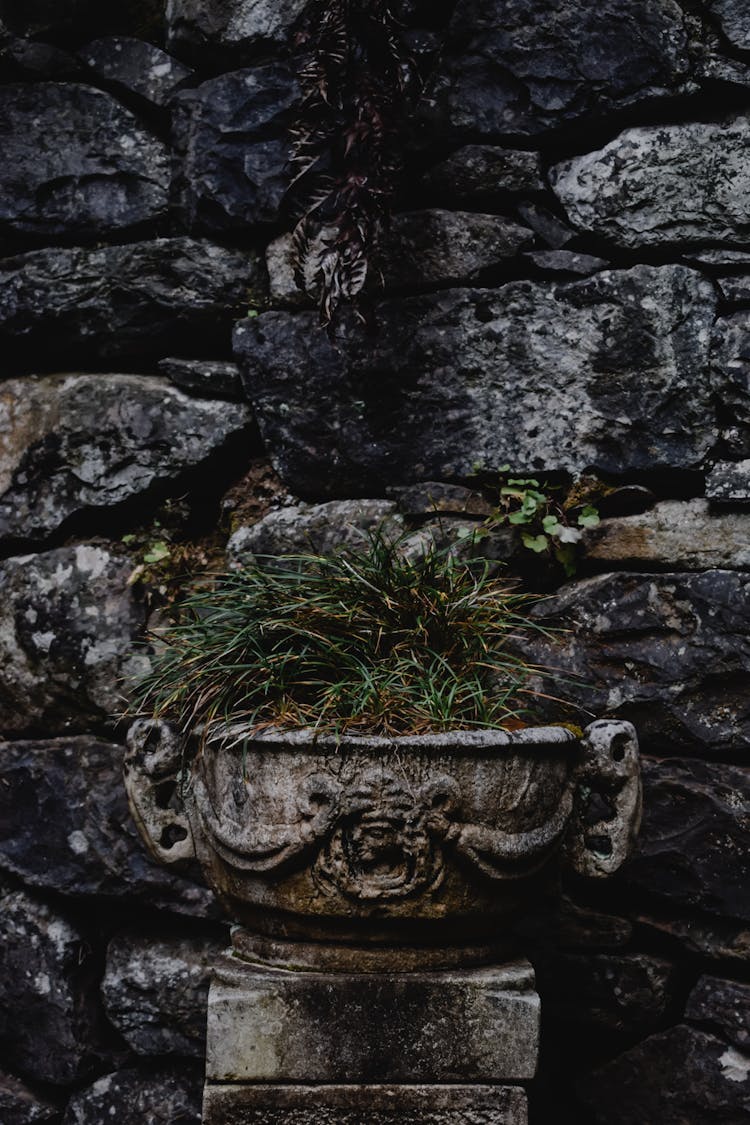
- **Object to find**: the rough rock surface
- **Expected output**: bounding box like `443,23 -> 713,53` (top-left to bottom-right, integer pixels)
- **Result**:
0,1072 -> 58,1124
537,953 -> 676,1034
0,238 -> 266,364
436,0 -> 696,137
551,117 -> 750,249
578,1025 -> 750,1124
172,64 -> 299,231
0,83 -> 169,242
583,499 -> 750,569
62,1064 -> 203,1125
78,37 -> 193,105
707,460 -> 750,503
227,499 -> 402,564
166,0 -> 307,54
687,976 -> 750,1050
158,357 -> 244,400
622,758 -> 750,921
715,275 -> 750,305
637,914 -> 750,966
235,266 -> 716,497
0,890 -> 103,1085
710,0 -> 750,50
0,737 -> 217,915
267,210 -> 533,303
711,313 -> 750,457
0,373 -> 252,545
0,545 -> 148,734
102,932 -> 222,1056
422,145 -> 545,202
531,571 -> 750,753
523,250 -> 609,276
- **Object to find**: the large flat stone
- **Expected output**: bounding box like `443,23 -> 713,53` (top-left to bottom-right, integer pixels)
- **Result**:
78,37 -> 193,106
583,499 -> 750,568
0,737 -> 217,915
434,0 -> 696,137
0,83 -> 169,243
226,500 -> 402,565
422,146 -> 545,203
0,373 -> 252,547
166,0 -> 307,55
0,546 -> 148,734
206,959 -> 539,1083
203,1084 -> 528,1125
172,65 -> 299,231
551,116 -> 750,249
0,238 -> 266,366
235,266 -> 716,497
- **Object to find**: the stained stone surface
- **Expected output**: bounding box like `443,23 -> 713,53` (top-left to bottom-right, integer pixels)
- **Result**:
530,571 -> 750,752
0,1072 -> 58,1125
551,117 -> 750,249
102,931 -> 221,1055
172,65 -> 299,231
203,1084 -> 529,1125
0,890 -> 103,1085
0,374 -> 252,545
78,37 -> 193,105
686,976 -> 750,1050
206,959 -> 540,1082
0,738 -> 217,915
583,499 -> 750,568
422,146 -> 545,202
62,1064 -> 203,1125
227,500 -> 402,564
578,1025 -> 750,1124
435,0 -> 696,137
267,211 -> 533,303
0,545 -> 148,734
166,0 -> 307,54
0,83 -> 169,241
623,758 -> 750,921
0,238 -> 266,365
236,266 -> 716,497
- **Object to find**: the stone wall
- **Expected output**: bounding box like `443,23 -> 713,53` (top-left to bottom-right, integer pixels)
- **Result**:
0,1 -> 749,1122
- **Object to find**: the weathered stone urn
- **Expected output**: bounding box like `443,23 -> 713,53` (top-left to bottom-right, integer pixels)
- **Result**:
125,719 -> 640,1123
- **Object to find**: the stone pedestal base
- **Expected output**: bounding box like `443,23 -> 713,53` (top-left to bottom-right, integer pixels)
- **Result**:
203,1084 -> 528,1124
203,945 -> 538,1124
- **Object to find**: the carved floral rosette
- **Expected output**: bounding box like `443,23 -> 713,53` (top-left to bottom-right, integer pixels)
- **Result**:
125,721 -> 641,945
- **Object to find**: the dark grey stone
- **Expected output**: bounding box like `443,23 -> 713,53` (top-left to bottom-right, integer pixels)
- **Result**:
637,914 -> 750,965
716,275 -> 750,305
0,373 -> 252,546
422,145 -> 545,202
710,0 -> 750,50
524,251 -> 609,276
0,238 -> 266,365
102,932 -> 221,1056
78,37 -> 193,106
172,64 -> 299,231
0,0 -> 164,40
536,953 -> 676,1034
516,202 -> 577,249
0,545 -> 147,735
435,0 -> 695,137
234,266 -> 716,497
622,758 -> 750,921
0,737 -> 218,915
712,313 -> 750,457
578,1025 -> 750,1124
391,482 -> 493,518
0,83 -> 169,243
62,1064 -> 202,1125
530,571 -> 750,753
4,38 -> 82,80
166,0 -> 307,56
227,500 -> 402,565
707,460 -> 750,503
552,116 -> 750,249
158,357 -> 244,400
0,1071 -> 58,1125
0,890 -> 104,1086
687,976 -> 750,1051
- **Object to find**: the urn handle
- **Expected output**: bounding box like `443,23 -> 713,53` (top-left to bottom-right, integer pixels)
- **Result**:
124,719 -> 196,865
565,720 -> 642,878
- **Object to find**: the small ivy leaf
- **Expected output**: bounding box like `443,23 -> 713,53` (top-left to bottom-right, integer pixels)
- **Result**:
522,532 -> 549,553
121,533 -> 137,544
578,505 -> 601,529
508,477 -> 539,488
521,494 -> 539,515
542,515 -> 561,534
247,309 -> 260,318
500,486 -> 525,498
557,526 -> 582,544
498,463 -> 511,473
508,510 -> 532,525
143,541 -> 171,565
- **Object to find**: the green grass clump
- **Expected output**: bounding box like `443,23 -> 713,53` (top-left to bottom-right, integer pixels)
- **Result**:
135,534 -> 557,742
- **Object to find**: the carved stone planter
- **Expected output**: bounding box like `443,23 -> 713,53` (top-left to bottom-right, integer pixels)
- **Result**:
125,719 -> 641,1123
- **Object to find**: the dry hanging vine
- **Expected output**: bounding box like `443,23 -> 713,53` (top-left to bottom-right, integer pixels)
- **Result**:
287,0 -> 420,328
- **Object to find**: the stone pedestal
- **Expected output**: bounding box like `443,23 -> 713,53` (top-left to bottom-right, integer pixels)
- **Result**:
202,942 -> 539,1124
